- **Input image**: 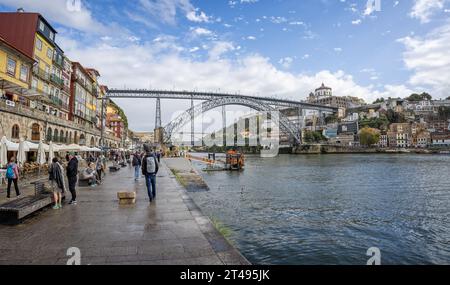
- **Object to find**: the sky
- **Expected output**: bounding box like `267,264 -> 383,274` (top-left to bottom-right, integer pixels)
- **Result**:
1,0 -> 449,132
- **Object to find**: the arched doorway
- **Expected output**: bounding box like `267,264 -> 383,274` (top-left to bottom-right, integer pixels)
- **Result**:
53,129 -> 59,143
31,123 -> 41,141
90,137 -> 95,147
46,128 -> 53,142
11,124 -> 20,140
79,134 -> 86,145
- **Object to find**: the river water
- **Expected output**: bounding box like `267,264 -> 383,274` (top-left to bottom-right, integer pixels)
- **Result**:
189,154 -> 450,265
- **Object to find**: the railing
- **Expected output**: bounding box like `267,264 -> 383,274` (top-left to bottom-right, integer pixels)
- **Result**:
50,74 -> 64,87
63,85 -> 70,94
0,99 -> 119,142
32,66 -> 50,82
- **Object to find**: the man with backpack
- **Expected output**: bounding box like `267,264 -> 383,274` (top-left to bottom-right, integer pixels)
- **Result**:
6,157 -> 21,199
141,144 -> 159,203
132,152 -> 141,181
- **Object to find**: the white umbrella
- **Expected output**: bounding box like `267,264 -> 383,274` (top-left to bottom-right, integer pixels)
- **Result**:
17,138 -> 27,167
37,141 -> 47,166
48,141 -> 55,164
0,136 -> 8,167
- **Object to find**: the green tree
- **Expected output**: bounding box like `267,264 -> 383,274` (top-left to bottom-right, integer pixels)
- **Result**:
303,131 -> 327,143
386,109 -> 406,124
406,92 -> 432,101
359,115 -> 390,130
359,127 -> 380,147
325,114 -> 338,124
373,98 -> 385,104
438,106 -> 450,120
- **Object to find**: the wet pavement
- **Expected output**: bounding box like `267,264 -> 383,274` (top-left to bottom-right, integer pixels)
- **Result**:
0,160 -> 249,265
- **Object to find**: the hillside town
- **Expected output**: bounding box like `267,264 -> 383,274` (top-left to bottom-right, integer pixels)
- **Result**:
303,83 -> 450,149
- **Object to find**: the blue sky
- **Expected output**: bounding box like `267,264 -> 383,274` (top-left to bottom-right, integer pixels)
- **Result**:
1,0 -> 449,131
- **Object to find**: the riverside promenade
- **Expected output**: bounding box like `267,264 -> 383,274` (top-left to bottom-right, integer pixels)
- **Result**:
0,160 -> 249,265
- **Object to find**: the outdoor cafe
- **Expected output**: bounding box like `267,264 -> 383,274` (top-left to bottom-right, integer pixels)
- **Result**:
0,136 -> 102,184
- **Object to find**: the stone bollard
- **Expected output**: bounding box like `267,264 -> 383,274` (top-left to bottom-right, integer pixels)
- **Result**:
117,192 -> 136,205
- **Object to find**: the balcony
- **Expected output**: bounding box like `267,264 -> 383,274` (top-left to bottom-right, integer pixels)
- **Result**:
0,98 -> 119,143
63,85 -> 70,94
50,74 -> 64,88
33,66 -> 50,82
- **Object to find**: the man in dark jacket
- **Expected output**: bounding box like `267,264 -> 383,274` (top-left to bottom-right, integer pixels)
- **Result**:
132,152 -> 141,181
141,144 -> 159,202
66,153 -> 79,205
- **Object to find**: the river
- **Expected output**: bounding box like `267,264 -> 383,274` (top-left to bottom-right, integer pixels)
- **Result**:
188,154 -> 450,265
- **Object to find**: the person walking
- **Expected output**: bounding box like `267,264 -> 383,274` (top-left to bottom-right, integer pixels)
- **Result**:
132,152 -> 141,181
49,157 -> 66,209
156,150 -> 161,163
6,157 -> 21,199
95,156 -> 103,184
141,144 -> 159,202
66,153 -> 79,205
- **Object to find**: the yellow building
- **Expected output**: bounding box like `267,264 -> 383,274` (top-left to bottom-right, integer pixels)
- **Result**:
0,37 -> 34,99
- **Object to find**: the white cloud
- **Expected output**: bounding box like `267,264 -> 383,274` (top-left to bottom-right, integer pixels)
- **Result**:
139,0 -> 213,25
278,57 -> 294,69
352,19 -> 362,25
410,0 -> 448,23
57,35 -> 418,130
186,9 -> 211,23
208,41 -> 235,59
398,21 -> 450,98
0,0 -> 108,33
190,27 -> 214,37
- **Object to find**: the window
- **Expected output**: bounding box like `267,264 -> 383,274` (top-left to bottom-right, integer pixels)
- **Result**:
11,125 -> 20,139
39,20 -> 45,32
36,37 -> 42,51
19,65 -> 29,82
49,31 -> 55,41
53,129 -> 59,142
7,58 -> 16,76
47,48 -> 53,59
46,128 -> 52,142
32,123 -> 41,141
32,78 -> 38,89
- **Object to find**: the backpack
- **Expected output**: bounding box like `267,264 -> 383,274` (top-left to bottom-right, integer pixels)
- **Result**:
6,164 -> 15,179
146,156 -> 157,174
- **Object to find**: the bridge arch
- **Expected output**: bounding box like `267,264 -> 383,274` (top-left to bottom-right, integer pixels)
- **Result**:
164,96 -> 301,144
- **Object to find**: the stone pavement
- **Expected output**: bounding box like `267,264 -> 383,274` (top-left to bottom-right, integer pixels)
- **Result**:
0,160 -> 250,265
